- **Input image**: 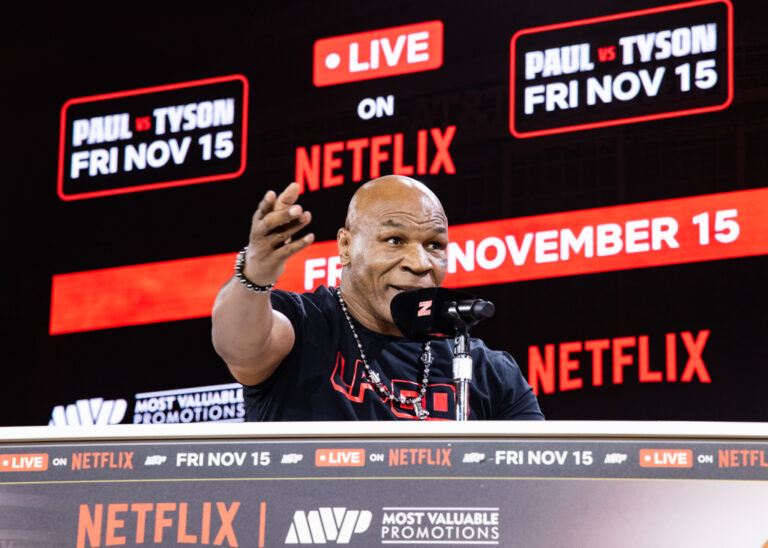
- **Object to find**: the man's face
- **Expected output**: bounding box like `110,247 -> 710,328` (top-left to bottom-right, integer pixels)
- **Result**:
339,187 -> 448,336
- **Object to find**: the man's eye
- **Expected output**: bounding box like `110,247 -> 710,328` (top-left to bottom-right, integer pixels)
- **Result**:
386,237 -> 402,245
428,241 -> 446,250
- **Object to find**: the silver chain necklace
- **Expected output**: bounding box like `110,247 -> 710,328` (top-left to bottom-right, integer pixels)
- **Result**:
332,287 -> 431,420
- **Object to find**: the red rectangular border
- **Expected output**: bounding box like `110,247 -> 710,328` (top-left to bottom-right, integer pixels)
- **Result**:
509,0 -> 734,138
57,74 -> 249,201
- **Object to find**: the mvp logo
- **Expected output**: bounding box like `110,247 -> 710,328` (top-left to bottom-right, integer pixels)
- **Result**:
285,508 -> 372,544
49,397 -> 127,426
314,21 -> 443,86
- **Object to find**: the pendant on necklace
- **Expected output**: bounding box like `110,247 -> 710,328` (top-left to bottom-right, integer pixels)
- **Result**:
412,399 -> 429,420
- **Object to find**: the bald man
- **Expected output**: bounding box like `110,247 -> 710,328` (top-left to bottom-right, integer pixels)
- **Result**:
212,176 -> 543,421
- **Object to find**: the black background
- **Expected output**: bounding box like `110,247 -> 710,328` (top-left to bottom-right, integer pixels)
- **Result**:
2,0 -> 767,425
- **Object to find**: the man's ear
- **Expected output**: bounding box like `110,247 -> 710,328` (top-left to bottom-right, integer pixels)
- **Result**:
337,227 -> 352,266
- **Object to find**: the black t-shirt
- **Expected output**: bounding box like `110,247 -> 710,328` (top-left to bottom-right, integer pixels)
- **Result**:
243,286 -> 544,421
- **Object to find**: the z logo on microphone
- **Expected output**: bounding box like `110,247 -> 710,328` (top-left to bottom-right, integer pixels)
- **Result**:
417,300 -> 432,317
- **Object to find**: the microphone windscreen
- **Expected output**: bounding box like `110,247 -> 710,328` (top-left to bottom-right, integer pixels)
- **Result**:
390,287 -> 475,341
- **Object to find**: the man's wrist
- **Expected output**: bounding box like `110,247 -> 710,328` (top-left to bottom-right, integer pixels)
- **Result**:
235,247 -> 276,293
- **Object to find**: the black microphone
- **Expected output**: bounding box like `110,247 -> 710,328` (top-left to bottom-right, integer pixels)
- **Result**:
390,287 -> 496,342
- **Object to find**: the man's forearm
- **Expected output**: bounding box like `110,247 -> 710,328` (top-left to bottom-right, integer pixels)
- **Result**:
211,277 -> 292,385
212,277 -> 272,362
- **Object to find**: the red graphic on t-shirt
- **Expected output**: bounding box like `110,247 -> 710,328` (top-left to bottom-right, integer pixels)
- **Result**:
330,352 -> 373,403
390,381 -> 455,420
330,352 -> 457,420
433,392 -> 448,413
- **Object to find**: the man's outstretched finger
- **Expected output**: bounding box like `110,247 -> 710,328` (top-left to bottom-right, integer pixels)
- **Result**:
261,204 -> 307,234
276,233 -> 315,258
254,190 -> 276,221
275,182 -> 301,209
265,212 -> 312,247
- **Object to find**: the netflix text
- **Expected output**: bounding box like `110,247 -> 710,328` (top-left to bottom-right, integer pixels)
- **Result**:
76,501 -> 246,548
718,449 -> 768,468
72,451 -> 133,470
294,126 -> 456,194
528,330 -> 711,395
388,448 -> 451,466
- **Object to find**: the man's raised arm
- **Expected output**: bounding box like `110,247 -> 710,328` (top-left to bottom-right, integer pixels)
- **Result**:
211,183 -> 314,386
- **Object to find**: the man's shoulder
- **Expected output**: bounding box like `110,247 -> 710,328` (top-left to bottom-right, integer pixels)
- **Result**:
270,285 -> 338,323
272,284 -> 334,303
467,336 -> 545,420
469,337 -> 517,367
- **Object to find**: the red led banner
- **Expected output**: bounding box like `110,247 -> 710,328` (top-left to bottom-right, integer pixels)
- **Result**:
50,254 -> 235,334
50,188 -> 768,334
442,186 -> 764,287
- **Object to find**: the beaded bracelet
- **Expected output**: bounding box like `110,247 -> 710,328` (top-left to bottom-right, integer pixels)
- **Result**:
234,247 -> 275,293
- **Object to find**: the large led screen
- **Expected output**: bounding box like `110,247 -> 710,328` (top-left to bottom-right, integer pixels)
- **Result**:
3,0 -> 767,425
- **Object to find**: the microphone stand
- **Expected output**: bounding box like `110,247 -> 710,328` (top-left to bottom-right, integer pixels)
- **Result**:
444,298 -> 495,421
444,304 -> 474,422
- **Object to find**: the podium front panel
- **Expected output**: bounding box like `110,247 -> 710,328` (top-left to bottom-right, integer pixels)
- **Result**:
0,421 -> 766,547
